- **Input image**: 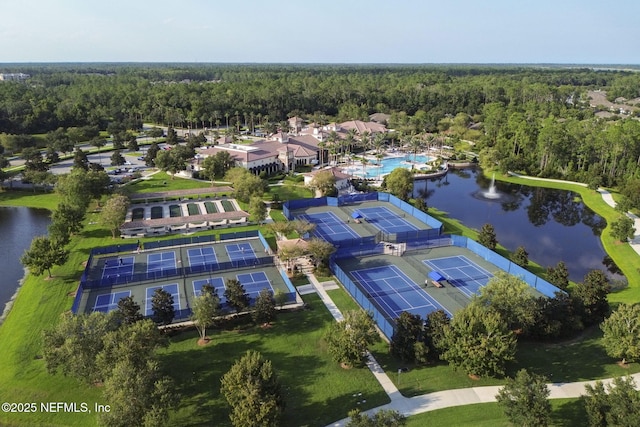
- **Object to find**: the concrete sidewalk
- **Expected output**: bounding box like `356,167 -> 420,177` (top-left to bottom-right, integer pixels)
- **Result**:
327,373 -> 640,426
310,264 -> 640,426
598,188 -> 640,256
307,273 -> 402,402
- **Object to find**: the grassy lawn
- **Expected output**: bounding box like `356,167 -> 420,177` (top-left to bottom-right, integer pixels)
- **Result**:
126,171 -> 222,193
0,215 -> 119,426
406,398 -> 586,426
1,167 -> 636,426
267,183 -> 313,201
163,295 -> 389,427
0,189 -> 60,210
0,209 -> 386,426
0,177 -> 383,426
326,284 -> 639,398
494,172 -> 640,303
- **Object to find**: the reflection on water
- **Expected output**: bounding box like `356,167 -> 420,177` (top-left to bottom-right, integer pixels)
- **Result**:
413,169 -> 616,283
0,207 -> 51,315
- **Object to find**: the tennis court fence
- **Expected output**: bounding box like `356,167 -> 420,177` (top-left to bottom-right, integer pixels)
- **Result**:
451,235 -> 565,298
330,260 -> 395,340
82,255 -> 276,289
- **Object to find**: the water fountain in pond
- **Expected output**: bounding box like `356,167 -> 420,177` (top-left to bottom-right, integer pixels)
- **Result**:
484,173 -> 501,199
471,172 -> 511,202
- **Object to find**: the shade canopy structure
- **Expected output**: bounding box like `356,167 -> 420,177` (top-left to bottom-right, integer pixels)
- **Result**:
351,211 -> 363,219
428,271 -> 444,282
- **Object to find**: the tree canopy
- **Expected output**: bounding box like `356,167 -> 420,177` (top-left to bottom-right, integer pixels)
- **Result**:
100,194 -> 130,238
324,310 -> 379,367
20,235 -> 69,278
496,369 -> 551,427
220,350 -> 284,427
442,302 -> 517,377
601,303 -> 640,365
384,168 -> 413,201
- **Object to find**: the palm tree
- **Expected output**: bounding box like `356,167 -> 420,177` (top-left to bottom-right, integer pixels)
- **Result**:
408,134 -> 423,164
361,157 -> 368,178
344,129 -> 357,163
373,133 -> 386,158
360,130 -> 371,154
224,112 -> 230,129
317,141 -> 326,166
376,153 -> 384,180
326,131 -> 340,165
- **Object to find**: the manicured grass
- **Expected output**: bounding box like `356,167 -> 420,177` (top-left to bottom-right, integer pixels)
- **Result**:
126,171 -> 218,193
0,205 -> 385,426
0,189 -> 60,210
162,295 -> 389,427
269,208 -> 286,222
406,398 -> 586,426
516,327 -> 640,382
267,184 -> 313,201
326,283 -> 640,398
0,215 -> 117,426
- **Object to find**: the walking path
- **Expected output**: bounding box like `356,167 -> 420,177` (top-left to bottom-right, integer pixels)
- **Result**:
508,172 -> 640,257
303,172 -> 640,425
311,269 -> 640,426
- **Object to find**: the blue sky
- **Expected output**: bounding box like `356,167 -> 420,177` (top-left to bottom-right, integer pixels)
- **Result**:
1,0 -> 638,63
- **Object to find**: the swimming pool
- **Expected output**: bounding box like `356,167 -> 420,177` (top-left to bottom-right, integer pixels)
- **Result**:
342,154 -> 434,179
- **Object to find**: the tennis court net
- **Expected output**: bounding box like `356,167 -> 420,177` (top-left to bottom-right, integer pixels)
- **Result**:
365,284 -> 420,299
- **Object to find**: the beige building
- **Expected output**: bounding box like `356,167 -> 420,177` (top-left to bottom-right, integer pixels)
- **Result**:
196,120 -> 387,175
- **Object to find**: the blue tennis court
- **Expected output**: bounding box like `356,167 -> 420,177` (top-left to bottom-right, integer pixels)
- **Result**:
225,243 -> 258,267
192,277 -> 227,304
188,246 -> 218,268
352,265 -> 451,320
147,251 -> 177,274
101,256 -> 135,281
236,271 -> 274,299
93,290 -> 131,313
145,283 -> 180,316
297,211 -> 360,243
355,206 -> 419,234
423,256 -> 494,298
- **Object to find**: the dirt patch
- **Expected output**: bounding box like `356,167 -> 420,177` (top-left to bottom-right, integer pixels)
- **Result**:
197,337 -> 211,346
67,291 -> 77,298
340,362 -> 353,370
260,322 -> 273,329
468,374 -> 480,380
617,361 -> 630,369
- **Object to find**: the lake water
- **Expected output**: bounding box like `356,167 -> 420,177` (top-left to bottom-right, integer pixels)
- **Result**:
0,206 -> 51,320
413,169 -> 617,283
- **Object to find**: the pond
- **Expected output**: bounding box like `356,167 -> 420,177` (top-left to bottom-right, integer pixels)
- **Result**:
1,207 -> 51,320
413,169 -> 619,283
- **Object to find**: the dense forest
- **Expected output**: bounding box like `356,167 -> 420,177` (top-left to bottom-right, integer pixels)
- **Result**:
1,63 -> 640,189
